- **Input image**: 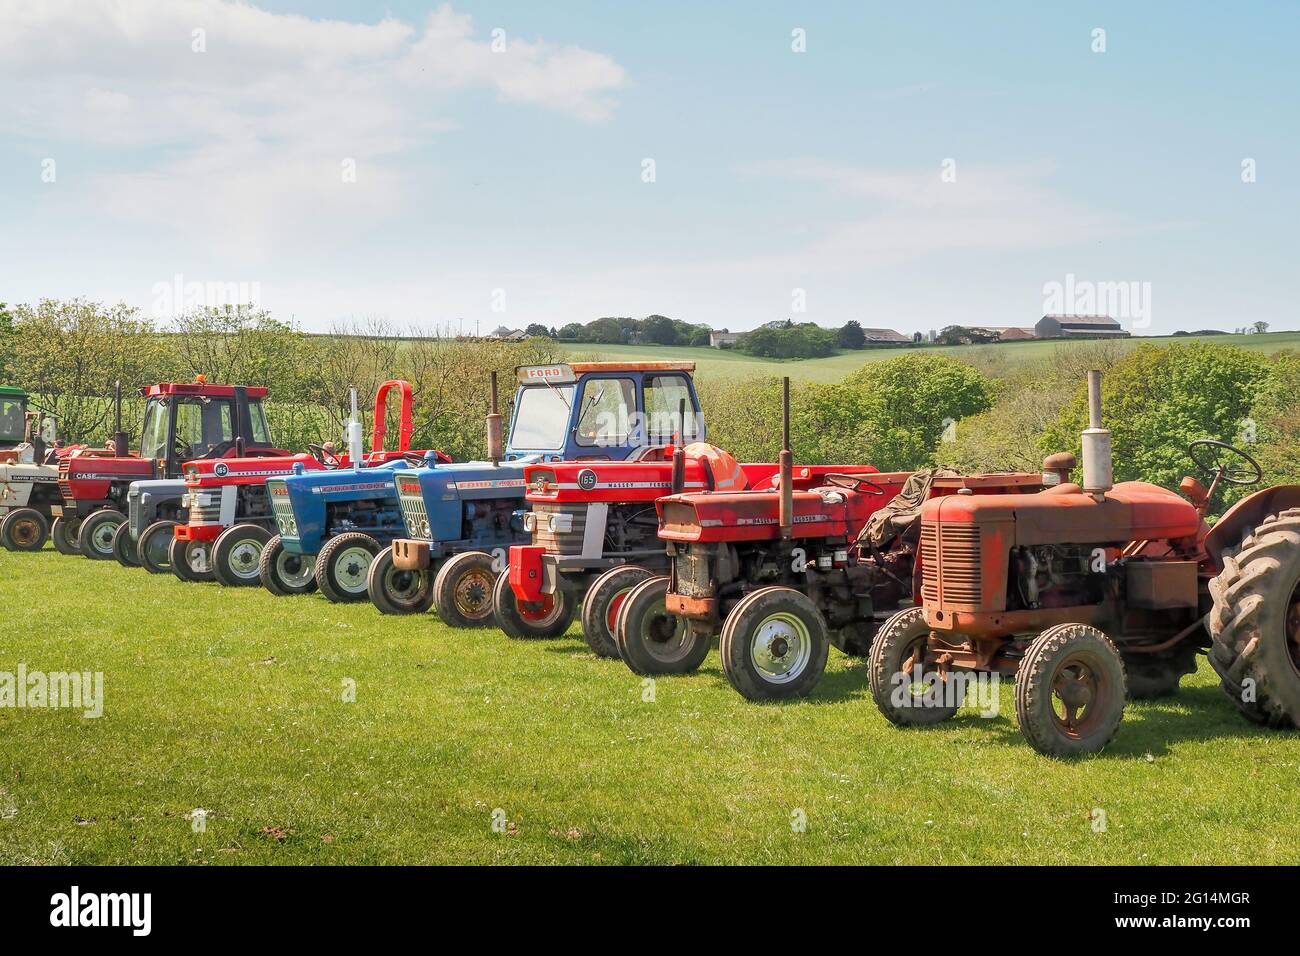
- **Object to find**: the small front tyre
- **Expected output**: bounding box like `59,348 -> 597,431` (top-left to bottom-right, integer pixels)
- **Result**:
367,546 -> 435,615
434,551 -> 498,627
51,517 -> 81,555
719,586 -> 829,701
212,523 -> 273,587
1,508 -> 49,552
868,606 -> 964,727
258,534 -> 318,596
316,532 -> 380,603
1015,623 -> 1127,758
138,520 -> 179,574
110,520 -> 141,567
169,536 -> 215,582
615,576 -> 711,675
492,571 -> 576,639
78,509 -> 124,560
580,564 -> 653,658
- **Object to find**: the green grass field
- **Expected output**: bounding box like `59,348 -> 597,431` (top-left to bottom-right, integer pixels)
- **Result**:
2,545 -> 1297,865
564,331 -> 1300,382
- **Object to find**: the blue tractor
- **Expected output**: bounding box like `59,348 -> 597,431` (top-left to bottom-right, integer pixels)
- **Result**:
259,380 -> 447,601
371,361 -> 706,627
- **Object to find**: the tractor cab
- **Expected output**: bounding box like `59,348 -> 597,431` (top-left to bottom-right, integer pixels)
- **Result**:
0,386 -> 29,451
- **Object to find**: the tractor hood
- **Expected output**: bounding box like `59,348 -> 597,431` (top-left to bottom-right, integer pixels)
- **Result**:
394,459 -> 535,543
184,454 -> 325,488
128,478 -> 186,501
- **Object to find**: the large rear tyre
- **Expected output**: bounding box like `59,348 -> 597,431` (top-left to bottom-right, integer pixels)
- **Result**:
212,523 -> 273,587
51,516 -> 81,555
258,534 -> 318,596
434,551 -> 498,627
138,520 -> 179,574
367,546 -> 435,615
316,532 -> 380,603
615,575 -> 710,675
110,519 -> 140,568
78,509 -> 124,560
719,586 -> 830,701
868,606 -> 964,726
1,508 -> 49,551
1208,508 -> 1300,729
169,536 -> 215,582
580,564 -> 653,658
492,570 -> 576,639
1015,623 -> 1127,758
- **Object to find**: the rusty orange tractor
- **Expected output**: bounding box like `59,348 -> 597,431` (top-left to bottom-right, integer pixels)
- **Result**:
870,369 -> 1300,757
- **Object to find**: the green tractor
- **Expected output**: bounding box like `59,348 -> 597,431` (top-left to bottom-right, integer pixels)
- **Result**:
0,386 -> 28,452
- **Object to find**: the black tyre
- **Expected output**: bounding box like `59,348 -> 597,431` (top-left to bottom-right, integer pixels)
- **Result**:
110,519 -> 140,568
78,509 -> 124,560
580,564 -> 653,658
1015,623 -> 1127,758
868,606 -> 964,726
212,523 -> 273,587
169,535 -> 215,582
258,534 -> 318,596
492,570 -> 576,639
51,516 -> 81,555
1208,508 -> 1300,729
615,575 -> 711,675
138,520 -> 179,574
434,551 -> 498,627
719,586 -> 830,701
316,532 -> 380,603
1,508 -> 49,551
367,545 -> 435,615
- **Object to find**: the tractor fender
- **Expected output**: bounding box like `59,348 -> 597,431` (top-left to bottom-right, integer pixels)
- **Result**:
1205,484 -> 1300,569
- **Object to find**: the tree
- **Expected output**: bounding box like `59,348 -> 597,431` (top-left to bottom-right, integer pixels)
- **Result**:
557,323 -> 584,340
524,323 -> 552,338
1252,320 -> 1270,335
738,323 -> 838,359
641,314 -> 680,345
936,325 -> 998,346
838,320 -> 865,350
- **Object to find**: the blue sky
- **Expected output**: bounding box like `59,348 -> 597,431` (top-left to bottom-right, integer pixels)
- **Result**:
2,0 -> 1296,334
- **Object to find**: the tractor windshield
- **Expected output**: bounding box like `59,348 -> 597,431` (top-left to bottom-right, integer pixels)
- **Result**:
511,384 -> 575,451
139,397 -> 169,459
0,395 -> 25,444
644,374 -> 701,445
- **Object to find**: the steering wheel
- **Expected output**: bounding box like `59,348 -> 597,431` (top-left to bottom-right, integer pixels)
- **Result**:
824,473 -> 887,496
198,438 -> 237,460
401,452 -> 427,466
1188,439 -> 1262,486
308,443 -> 342,469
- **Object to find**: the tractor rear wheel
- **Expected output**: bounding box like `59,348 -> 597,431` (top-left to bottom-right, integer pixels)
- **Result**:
212,523 -> 273,587
78,509 -> 124,560
110,520 -> 140,568
1,508 -> 49,551
258,534 -> 318,596
137,520 -> 179,574
367,545 -> 435,615
1208,508 -> 1300,729
51,516 -> 81,555
434,551 -> 498,627
720,586 -> 830,701
1015,623 -> 1127,758
492,570 -> 576,639
580,564 -> 653,658
615,575 -> 710,675
316,532 -> 380,603
868,606 -> 964,726
169,536 -> 215,582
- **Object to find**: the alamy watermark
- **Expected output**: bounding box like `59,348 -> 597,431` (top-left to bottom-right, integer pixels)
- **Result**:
1042,273 -> 1152,329
889,667 -> 1001,717
150,273 -> 261,320
0,665 -> 103,718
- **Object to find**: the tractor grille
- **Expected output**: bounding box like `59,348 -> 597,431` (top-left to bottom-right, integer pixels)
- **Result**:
187,493 -> 223,526
398,482 -> 430,540
921,520 -> 982,606
58,459 -> 73,500
268,481 -> 297,537
531,503 -> 589,555
128,492 -> 142,538
672,546 -> 714,598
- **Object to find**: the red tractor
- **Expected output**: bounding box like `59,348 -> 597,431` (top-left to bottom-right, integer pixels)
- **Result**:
620,382 -> 1043,699
54,380 -> 281,558
868,369 -> 1300,757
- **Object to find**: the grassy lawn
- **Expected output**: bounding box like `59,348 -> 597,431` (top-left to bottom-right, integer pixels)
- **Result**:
564,331 -> 1300,383
1,546 -> 1297,865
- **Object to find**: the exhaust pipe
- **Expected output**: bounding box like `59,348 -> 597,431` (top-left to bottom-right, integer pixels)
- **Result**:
670,398 -> 686,494
486,371 -> 504,465
1081,369 -> 1112,501
778,377 -> 793,538
347,386 -> 364,466
111,380 -> 128,457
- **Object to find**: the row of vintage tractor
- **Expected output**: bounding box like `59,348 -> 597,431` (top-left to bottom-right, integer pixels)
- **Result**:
4,365 -> 1300,757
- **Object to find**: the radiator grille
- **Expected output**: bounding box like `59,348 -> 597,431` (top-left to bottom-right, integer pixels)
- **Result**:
186,492 -> 223,526
128,492 -> 142,538
399,486 -> 430,539
58,458 -> 73,500
921,520 -> 982,606
673,547 -> 714,598
531,503 -> 589,554
268,480 -> 297,537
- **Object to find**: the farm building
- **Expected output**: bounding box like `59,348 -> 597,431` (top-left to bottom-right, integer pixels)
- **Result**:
709,331 -> 741,348
1035,315 -> 1130,339
860,327 -> 910,344
974,326 -> 1036,341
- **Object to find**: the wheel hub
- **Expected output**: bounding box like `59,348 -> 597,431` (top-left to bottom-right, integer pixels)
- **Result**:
12,519 -> 39,546
277,551 -> 315,586
334,547 -> 372,592
92,523 -> 116,551
454,570 -> 493,618
1052,663 -> 1098,732
751,613 -> 811,682
229,541 -> 262,577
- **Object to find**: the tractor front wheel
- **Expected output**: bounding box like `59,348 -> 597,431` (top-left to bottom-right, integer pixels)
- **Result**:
367,545 -> 435,615
169,536 -> 215,582
51,516 -> 81,555
259,534 -> 318,596
110,520 -> 140,568
492,570 -> 576,639
1015,623 -> 1127,758
212,523 -> 273,587
580,564 -> 653,658
78,509 -> 124,560
434,551 -> 498,627
1,508 -> 49,551
615,575 -> 710,675
868,606 -> 964,726
719,586 -> 829,701
1208,508 -> 1300,728
316,532 -> 380,603
138,520 -> 179,573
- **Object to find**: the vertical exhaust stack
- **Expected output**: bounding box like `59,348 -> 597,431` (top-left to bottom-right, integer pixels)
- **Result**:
486,371 -> 504,466
1081,369 -> 1113,502
778,377 -> 793,539
111,380 -> 128,457
670,398 -> 686,494
347,386 -> 364,466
